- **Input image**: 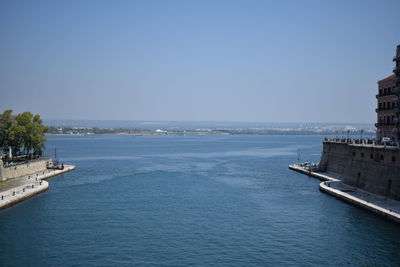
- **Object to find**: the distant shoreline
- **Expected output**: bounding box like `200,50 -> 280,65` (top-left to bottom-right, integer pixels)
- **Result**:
45,131 -> 375,137
46,123 -> 376,137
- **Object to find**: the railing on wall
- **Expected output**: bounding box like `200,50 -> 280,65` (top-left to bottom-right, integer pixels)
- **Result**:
324,138 -> 400,149
2,157 -> 50,168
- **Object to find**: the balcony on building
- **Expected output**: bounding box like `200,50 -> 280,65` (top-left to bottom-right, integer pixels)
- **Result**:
375,122 -> 396,127
375,106 -> 399,112
376,88 -> 395,97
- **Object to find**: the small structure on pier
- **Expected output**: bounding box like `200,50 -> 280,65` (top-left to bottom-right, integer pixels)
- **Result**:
46,148 -> 64,170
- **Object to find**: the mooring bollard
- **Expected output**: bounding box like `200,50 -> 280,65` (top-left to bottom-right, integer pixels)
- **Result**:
13,191 -> 15,196
23,188 -> 25,192
40,181 -> 42,185
2,195 -> 3,200
32,185 -> 34,188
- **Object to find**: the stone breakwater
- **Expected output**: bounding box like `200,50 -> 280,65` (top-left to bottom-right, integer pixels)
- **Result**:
289,164 -> 400,225
0,165 -> 75,210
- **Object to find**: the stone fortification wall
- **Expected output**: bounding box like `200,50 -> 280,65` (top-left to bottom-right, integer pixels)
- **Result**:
319,141 -> 400,200
0,158 -> 51,181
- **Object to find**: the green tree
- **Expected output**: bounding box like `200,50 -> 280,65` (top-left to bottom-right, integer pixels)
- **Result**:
30,114 -> 48,156
0,110 -> 14,151
8,123 -> 26,155
0,110 -> 48,158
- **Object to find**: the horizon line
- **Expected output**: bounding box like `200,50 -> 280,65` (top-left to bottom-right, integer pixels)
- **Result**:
43,118 -> 375,125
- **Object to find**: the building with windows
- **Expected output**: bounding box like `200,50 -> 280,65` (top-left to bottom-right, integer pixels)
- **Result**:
376,45 -> 400,141
314,44 -> 400,201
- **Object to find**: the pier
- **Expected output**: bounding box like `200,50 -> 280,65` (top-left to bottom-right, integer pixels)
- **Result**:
289,163 -> 400,225
0,165 -> 75,210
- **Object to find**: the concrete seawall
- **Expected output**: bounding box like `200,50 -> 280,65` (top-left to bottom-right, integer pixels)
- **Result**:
37,165 -> 76,180
288,164 -> 339,182
289,163 -> 400,225
0,158 -> 52,181
0,165 -> 75,210
320,181 -> 400,224
0,181 -> 49,210
319,140 -> 400,200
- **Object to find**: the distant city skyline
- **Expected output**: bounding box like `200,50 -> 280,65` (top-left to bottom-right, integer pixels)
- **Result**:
43,118 -> 376,130
0,0 -> 399,123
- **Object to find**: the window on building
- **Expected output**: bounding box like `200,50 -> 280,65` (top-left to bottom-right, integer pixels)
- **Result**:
384,88 -> 387,94
380,89 -> 383,95
379,103 -> 382,109
352,151 -> 356,157
361,153 -> 364,158
370,153 -> 373,159
392,156 -> 396,162
380,155 -> 384,161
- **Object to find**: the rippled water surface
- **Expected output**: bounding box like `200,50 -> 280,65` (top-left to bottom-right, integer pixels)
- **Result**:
1,135 -> 399,266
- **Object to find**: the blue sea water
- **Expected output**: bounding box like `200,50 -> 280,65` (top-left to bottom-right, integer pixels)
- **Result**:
0,135 -> 399,266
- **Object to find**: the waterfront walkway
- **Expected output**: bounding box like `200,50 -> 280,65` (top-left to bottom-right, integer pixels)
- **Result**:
0,165 -> 75,210
289,164 -> 400,225
288,164 -> 340,182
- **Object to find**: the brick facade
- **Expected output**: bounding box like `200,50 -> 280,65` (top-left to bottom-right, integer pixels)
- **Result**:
376,45 -> 400,141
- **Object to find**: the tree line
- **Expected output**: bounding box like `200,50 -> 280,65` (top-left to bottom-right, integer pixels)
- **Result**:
0,110 -> 48,159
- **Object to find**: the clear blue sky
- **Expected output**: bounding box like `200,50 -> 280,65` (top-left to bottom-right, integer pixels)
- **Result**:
0,0 -> 399,123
